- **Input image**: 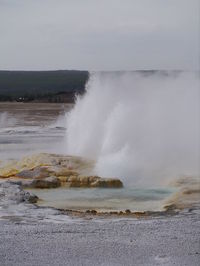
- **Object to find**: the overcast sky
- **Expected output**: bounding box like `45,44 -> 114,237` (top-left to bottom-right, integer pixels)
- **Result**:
0,0 -> 199,71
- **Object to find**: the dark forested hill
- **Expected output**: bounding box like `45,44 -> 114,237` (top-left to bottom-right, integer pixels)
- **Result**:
0,70 -> 89,102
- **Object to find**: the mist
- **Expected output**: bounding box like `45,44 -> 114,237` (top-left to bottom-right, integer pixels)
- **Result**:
0,112 -> 17,128
65,71 -> 200,186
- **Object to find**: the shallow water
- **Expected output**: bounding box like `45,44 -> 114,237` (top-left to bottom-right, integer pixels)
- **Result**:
27,187 -> 175,212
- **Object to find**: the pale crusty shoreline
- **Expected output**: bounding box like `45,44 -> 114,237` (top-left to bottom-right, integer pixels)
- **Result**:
0,209 -> 199,266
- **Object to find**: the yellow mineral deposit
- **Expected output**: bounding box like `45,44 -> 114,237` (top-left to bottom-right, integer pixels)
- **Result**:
0,153 -> 123,189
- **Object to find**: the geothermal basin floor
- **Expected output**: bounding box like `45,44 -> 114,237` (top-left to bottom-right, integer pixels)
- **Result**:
0,211 -> 199,266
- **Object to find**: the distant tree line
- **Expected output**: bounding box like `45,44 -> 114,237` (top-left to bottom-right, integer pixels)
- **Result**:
0,70 -> 89,103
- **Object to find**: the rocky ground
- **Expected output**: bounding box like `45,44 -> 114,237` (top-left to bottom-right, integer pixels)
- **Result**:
0,153 -> 123,189
0,153 -> 200,266
0,208 -> 199,266
0,179 -> 199,266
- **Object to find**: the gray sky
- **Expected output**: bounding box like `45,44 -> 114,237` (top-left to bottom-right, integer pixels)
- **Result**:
0,0 -> 199,71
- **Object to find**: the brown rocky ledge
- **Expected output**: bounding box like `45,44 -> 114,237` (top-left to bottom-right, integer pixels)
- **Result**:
0,153 -> 123,189
58,208 -> 178,219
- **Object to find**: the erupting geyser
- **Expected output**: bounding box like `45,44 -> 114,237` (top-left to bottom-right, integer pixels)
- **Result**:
65,71 -> 200,186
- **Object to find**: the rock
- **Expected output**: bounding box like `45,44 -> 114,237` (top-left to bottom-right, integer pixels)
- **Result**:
165,176 -> 200,211
57,176 -> 68,182
0,153 -> 123,189
0,153 -> 94,178
19,179 -> 36,187
16,166 -> 50,179
64,177 -> 80,187
64,175 -> 97,187
182,189 -> 200,195
164,204 -> 178,212
64,175 -> 123,188
90,178 -> 123,188
109,211 -> 118,215
85,210 -> 97,215
30,177 -> 61,189
0,181 -> 38,204
8,177 -> 61,189
48,167 -> 79,178
90,209 -> 97,215
24,192 -> 39,203
0,166 -> 18,178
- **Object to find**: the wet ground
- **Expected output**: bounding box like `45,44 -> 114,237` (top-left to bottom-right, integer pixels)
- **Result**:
0,103 -> 71,161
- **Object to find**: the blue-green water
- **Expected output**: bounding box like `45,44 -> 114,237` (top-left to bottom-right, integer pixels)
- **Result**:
28,187 -> 175,212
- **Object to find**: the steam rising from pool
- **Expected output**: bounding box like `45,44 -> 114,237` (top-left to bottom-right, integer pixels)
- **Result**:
65,71 -> 199,186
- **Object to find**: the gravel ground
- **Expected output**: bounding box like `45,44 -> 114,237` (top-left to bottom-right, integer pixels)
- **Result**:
0,211 -> 199,266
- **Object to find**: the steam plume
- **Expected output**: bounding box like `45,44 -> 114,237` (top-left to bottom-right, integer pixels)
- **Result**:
65,71 -> 200,186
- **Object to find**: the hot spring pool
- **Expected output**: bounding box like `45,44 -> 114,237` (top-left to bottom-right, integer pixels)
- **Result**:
26,186 -> 175,212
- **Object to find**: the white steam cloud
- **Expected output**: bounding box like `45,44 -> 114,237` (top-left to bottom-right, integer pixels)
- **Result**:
65,71 -> 200,186
0,112 -> 17,128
